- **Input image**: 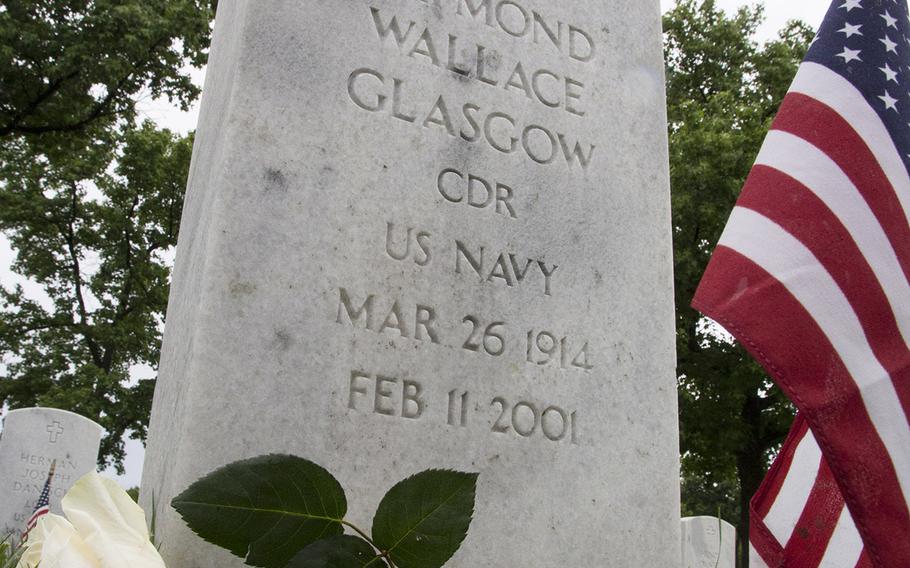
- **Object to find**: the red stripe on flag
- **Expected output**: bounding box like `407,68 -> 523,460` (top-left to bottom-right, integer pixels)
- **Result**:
856,550 -> 874,568
737,166 -> 910,419
693,247 -> 910,565
772,93 -> 910,280
751,513 -> 784,567
783,454 -> 844,565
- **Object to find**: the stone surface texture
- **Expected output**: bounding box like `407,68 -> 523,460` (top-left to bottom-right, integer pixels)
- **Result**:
0,408 -> 103,536
681,516 -> 737,568
141,0 -> 679,565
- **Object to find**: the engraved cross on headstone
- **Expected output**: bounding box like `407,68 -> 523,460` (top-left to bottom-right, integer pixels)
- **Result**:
46,421 -> 64,443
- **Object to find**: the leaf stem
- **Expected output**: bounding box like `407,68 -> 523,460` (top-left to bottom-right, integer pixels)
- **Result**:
341,522 -> 397,568
341,520 -> 374,547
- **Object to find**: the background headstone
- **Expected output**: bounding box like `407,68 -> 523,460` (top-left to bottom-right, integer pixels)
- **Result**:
681,516 -> 737,568
0,408 -> 103,537
142,0 -> 679,565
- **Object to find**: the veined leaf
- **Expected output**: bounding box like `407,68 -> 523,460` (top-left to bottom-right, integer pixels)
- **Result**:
171,454 -> 346,568
286,536 -> 387,568
371,470 -> 478,568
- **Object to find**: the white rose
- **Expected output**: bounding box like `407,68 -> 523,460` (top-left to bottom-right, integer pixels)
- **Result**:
16,514 -> 97,568
17,472 -> 165,568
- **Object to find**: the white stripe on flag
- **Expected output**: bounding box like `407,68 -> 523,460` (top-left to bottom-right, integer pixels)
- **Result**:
755,130 -> 910,347
790,62 -> 910,223
818,504 -> 864,568
718,207 -> 910,504
764,426 -> 822,544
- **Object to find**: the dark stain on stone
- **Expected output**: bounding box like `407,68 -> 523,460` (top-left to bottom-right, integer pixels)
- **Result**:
229,281 -> 256,297
265,168 -> 288,192
273,329 -> 293,352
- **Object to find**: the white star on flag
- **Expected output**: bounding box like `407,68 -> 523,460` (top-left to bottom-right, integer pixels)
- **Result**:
839,22 -> 864,37
882,11 -> 898,28
837,46 -> 863,62
882,35 -> 899,53
879,89 -> 898,111
881,62 -> 899,82
840,0 -> 862,11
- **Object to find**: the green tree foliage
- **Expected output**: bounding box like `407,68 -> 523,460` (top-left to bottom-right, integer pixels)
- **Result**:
0,122 -> 193,469
665,1 -> 813,564
0,0 -> 211,140
0,0 -> 214,470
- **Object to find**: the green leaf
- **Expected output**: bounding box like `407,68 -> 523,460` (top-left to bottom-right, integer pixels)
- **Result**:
171,454 -> 347,568
286,536 -> 387,568
371,470 -> 478,568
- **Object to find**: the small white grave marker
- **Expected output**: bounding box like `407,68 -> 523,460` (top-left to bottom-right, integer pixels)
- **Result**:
681,516 -> 737,568
0,408 -> 103,538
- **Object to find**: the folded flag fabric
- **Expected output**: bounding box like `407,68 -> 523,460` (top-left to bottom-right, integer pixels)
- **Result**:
692,0 -> 910,566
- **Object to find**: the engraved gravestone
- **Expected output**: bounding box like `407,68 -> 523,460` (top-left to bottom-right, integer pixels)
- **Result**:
141,0 -> 679,565
680,516 -> 736,568
0,408 -> 103,537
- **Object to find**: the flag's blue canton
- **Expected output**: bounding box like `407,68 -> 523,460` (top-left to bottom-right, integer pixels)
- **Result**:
34,473 -> 51,510
806,0 -> 910,169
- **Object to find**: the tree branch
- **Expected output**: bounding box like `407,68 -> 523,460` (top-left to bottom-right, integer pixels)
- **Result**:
62,181 -> 104,369
1,36 -> 172,136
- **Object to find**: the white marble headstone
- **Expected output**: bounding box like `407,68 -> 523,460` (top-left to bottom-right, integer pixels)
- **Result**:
142,0 -> 679,565
0,408 -> 103,537
681,516 -> 737,568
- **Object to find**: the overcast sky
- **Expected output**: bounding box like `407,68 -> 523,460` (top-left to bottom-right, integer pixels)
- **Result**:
2,1 -> 836,489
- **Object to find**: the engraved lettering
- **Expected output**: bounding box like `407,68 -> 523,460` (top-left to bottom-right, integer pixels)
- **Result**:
447,34 -> 472,75
490,397 -> 579,444
454,240 -> 558,295
422,96 -> 456,135
385,223 -> 432,266
379,301 -> 408,337
437,168 -> 465,203
401,380 -> 426,419
558,133 -> 595,168
349,370 -> 371,410
348,68 -> 386,111
526,329 -> 594,371
336,289 -> 441,344
414,305 -> 439,343
410,28 -> 440,65
348,69 -> 596,168
392,78 -> 417,122
439,168 -> 516,219
337,288 -> 374,328
565,77 -> 586,117
347,370 -> 428,420
537,261 -> 559,296
447,390 -> 470,427
522,124 -> 558,165
533,11 -> 562,50
456,0 -> 596,63
457,0 -> 494,26
504,62 -> 532,98
496,1 -> 531,37
569,24 -> 596,62
531,69 -> 560,108
455,240 -> 484,277
370,7 -> 415,46
374,375 -> 398,415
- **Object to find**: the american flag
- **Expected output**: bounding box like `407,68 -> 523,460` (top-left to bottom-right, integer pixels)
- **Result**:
20,459 -> 56,543
692,0 -> 910,566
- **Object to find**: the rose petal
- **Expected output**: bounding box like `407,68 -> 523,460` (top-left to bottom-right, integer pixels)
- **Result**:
17,513 -> 68,568
62,472 -> 165,568
17,514 -> 98,568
